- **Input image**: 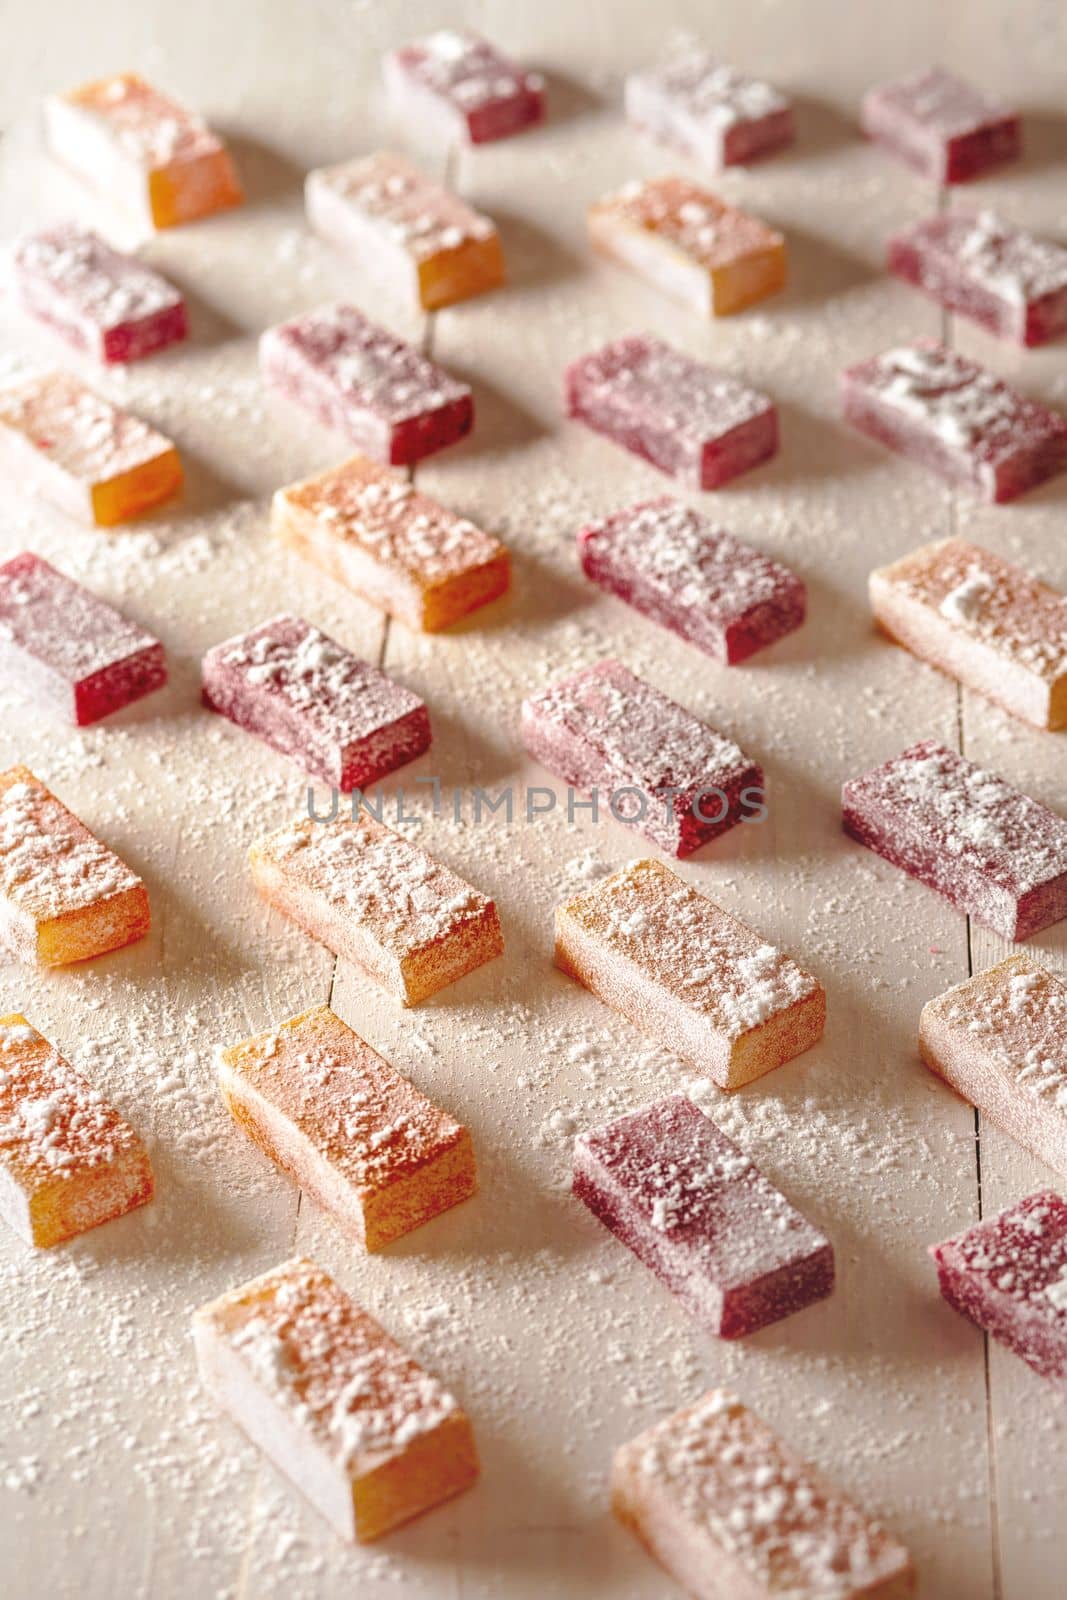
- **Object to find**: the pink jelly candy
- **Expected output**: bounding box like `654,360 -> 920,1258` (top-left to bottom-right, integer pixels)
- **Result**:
0,552 -> 166,726
625,48 -> 794,170
521,659 -> 763,858
384,28 -> 545,145
578,497 -> 804,664
259,304 -> 473,466
565,335 -> 777,489
842,739 -> 1067,942
932,1191 -> 1067,1383
888,213 -> 1067,348
202,613 -> 430,792
841,340 -> 1067,503
11,224 -> 187,364
861,66 -> 1021,184
574,1094 -> 833,1338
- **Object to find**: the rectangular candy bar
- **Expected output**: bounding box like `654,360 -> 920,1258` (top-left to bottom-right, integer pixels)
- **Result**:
625,49 -> 794,170
555,858 -> 825,1089
11,224 -> 188,363
920,954 -> 1067,1177
588,176 -> 785,316
861,66 -> 1021,184
249,809 -> 503,1005
578,497 -> 805,664
613,1390 -> 914,1600
218,1004 -> 475,1249
931,1190 -> 1067,1382
870,537 -> 1067,731
0,1013 -> 153,1248
0,370 -> 182,525
888,212 -> 1067,348
306,151 -> 504,311
0,766 -> 150,966
202,613 -> 430,792
193,1256 -> 479,1541
842,740 -> 1067,941
0,552 -> 167,726
841,341 -> 1067,503
384,29 -> 545,145
565,335 -> 778,489
44,71 -> 243,228
573,1094 -> 833,1336
260,304 -> 473,466
272,453 -> 509,631
521,659 -> 763,858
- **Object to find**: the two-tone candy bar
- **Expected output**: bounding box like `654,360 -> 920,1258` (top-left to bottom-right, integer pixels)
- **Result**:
521,658 -> 763,857
841,341 -> 1067,503
202,613 -> 430,791
306,150 -> 504,311
612,1390 -> 914,1600
272,454 -> 509,631
218,1004 -> 476,1248
193,1257 -> 479,1541
555,858 -> 825,1089
870,537 -> 1067,731
565,334 -> 778,489
574,1094 -> 833,1336
589,176 -> 786,316
249,809 -> 503,1005
578,497 -> 805,664
842,740 -> 1066,941
919,954 -> 1067,1177
260,304 -> 473,465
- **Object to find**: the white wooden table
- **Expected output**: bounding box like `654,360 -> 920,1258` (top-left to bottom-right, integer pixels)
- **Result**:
0,2 -> 1064,1595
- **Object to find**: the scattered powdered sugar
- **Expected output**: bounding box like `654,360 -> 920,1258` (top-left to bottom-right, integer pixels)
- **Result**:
12,225 -> 182,327
0,770 -> 142,921
0,370 -> 174,482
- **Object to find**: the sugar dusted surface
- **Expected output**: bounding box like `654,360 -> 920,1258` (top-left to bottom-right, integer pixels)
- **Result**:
625,46 -> 793,167
614,1390 -> 913,1598
0,551 -> 162,688
889,213 -> 1067,343
386,29 -> 544,138
864,65 -> 1014,140
0,766 -> 142,926
53,72 -> 226,169
12,225 -> 185,348
591,176 -> 784,274
307,151 -> 497,264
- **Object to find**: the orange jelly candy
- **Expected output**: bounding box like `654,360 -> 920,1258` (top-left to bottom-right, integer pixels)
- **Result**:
45,71 -> 243,229
0,766 -> 150,966
193,1256 -> 479,1541
0,371 -> 182,526
0,1015 -> 153,1247
218,1003 -> 476,1248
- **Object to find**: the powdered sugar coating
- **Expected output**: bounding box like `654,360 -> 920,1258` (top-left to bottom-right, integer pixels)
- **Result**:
249,808 -> 504,1004
260,304 -> 473,465
521,658 -> 761,857
0,552 -> 167,725
888,213 -> 1067,346
218,1004 -> 474,1248
573,1094 -> 833,1337
920,955 -> 1067,1177
870,537 -> 1067,730
625,47 -> 793,170
272,453 -> 509,631
565,335 -> 778,489
932,1191 -> 1067,1381
556,858 -> 824,1088
861,66 -> 1020,183
202,1258 -> 460,1462
843,739 -> 1067,940
0,369 -> 178,486
0,1013 -> 153,1247
385,29 -> 545,144
11,224 -> 187,363
0,766 -> 142,924
579,497 -> 805,664
841,341 -> 1067,502
202,613 -> 429,791
307,150 -> 496,264
50,72 -> 225,168
612,1390 -> 913,1599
